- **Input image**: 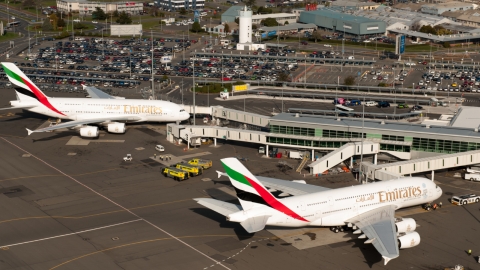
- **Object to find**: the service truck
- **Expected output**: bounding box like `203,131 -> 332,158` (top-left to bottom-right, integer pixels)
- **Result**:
451,194 -> 480,205
188,159 -> 212,169
175,163 -> 203,176
289,151 -> 304,159
162,167 -> 189,181
464,173 -> 480,182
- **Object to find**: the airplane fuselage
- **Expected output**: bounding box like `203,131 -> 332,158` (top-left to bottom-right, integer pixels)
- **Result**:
229,178 -> 442,227
11,97 -> 190,122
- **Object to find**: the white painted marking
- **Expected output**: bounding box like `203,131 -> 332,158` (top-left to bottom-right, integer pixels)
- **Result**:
1,219 -> 141,248
1,138 -> 230,270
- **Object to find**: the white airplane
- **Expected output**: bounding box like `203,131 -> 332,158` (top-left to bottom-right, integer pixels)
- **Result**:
195,158 -> 443,265
0,62 -> 190,137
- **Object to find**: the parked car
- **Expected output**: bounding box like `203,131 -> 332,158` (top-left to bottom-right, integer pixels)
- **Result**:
397,103 -> 409,109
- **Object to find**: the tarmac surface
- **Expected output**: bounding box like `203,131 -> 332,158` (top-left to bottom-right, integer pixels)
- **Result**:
1,88 -> 480,270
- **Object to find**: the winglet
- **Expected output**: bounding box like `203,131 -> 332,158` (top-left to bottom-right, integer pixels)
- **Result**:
26,128 -> 34,136
383,256 -> 396,265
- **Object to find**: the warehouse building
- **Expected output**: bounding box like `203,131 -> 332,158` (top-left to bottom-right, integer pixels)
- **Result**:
420,1 -> 474,15
298,8 -> 386,36
221,6 -> 244,23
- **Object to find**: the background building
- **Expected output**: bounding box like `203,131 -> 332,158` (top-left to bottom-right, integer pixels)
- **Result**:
154,0 -> 204,11
57,0 -> 143,14
252,13 -> 298,26
221,6 -> 244,23
420,2 -> 475,15
299,8 -> 386,36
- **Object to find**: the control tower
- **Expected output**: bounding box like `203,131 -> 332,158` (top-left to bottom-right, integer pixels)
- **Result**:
236,6 -> 265,51
238,6 -> 252,44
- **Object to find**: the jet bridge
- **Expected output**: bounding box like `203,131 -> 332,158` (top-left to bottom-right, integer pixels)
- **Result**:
363,149 -> 480,181
308,142 -> 380,175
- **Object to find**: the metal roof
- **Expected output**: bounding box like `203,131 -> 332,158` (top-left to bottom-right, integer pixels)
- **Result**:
222,6 -> 244,17
449,106 -> 480,129
270,113 -> 480,139
302,8 -> 385,24
252,13 -> 297,20
259,23 -> 317,32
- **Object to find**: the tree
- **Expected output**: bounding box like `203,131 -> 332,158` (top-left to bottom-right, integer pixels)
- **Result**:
49,13 -> 58,30
284,21 -> 289,25
244,0 -> 256,7
257,7 -> 273,14
92,7 -> 107,20
224,23 -> 230,34
410,20 -> 422,31
234,17 -> 239,24
113,10 -> 119,17
260,18 -> 278,27
191,21 -> 202,33
443,42 -> 451,48
22,0 -> 36,9
310,30 -> 322,43
42,17 -> 54,31
344,75 -> 355,86
278,72 -> 290,82
57,18 -> 66,28
179,7 -> 187,15
116,11 -> 132,24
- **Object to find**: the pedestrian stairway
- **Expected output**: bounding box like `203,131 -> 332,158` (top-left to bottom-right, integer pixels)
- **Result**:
296,156 -> 309,173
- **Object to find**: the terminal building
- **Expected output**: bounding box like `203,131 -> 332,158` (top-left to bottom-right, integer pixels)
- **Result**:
298,8 -> 386,36
168,104 -> 480,181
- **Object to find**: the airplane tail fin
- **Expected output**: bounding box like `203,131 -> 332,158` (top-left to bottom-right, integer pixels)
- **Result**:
220,157 -> 281,211
2,62 -> 65,116
1,62 -> 47,102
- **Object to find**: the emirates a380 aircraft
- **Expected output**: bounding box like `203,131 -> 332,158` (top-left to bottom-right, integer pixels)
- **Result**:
0,62 -> 190,137
195,158 -> 442,265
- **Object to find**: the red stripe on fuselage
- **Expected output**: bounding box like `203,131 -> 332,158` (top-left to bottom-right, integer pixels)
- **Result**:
245,176 -> 308,222
20,77 -> 65,116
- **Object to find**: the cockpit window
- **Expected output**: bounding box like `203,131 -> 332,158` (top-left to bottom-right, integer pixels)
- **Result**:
180,109 -> 185,112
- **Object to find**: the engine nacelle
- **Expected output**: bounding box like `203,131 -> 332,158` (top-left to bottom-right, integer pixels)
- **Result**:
107,123 -> 126,134
395,218 -> 417,233
79,126 -> 99,138
398,231 -> 420,249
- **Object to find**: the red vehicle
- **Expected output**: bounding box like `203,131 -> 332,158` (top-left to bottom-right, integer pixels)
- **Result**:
301,41 -> 308,45
221,77 -> 231,81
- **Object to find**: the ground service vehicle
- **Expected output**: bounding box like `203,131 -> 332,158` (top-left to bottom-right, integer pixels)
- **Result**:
162,167 -> 189,181
289,151 -> 304,159
188,159 -> 212,169
464,173 -> 480,182
175,163 -> 203,176
451,194 -> 480,205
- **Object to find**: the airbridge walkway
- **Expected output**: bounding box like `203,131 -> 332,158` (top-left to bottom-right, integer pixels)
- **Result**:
173,106 -> 480,181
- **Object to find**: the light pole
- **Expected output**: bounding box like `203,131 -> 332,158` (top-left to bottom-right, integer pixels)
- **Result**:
151,29 -> 154,98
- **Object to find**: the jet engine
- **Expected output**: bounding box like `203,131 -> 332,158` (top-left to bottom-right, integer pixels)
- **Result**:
395,218 -> 417,233
107,123 -> 126,134
79,126 -> 99,138
398,231 -> 420,249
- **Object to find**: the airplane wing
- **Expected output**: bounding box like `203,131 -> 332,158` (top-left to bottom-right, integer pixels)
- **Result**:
26,115 -> 142,135
0,105 -> 36,111
346,205 -> 399,265
256,175 -> 330,196
84,85 -> 115,99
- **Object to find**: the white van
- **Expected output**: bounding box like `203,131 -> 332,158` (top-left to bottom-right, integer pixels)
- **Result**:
464,173 -> 480,181
347,56 -> 355,60
364,101 -> 377,107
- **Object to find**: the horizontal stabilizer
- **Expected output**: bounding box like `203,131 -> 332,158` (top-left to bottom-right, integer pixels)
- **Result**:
240,215 -> 271,233
194,198 -> 242,217
26,128 -> 34,136
0,105 -> 35,111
